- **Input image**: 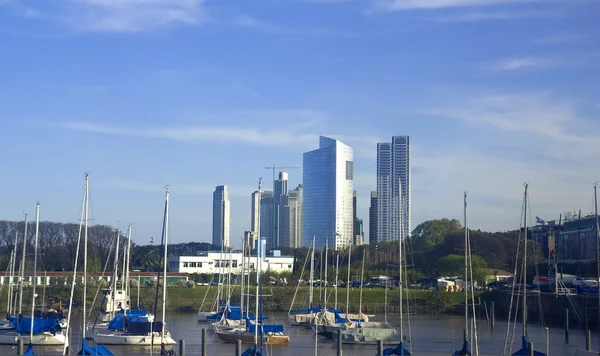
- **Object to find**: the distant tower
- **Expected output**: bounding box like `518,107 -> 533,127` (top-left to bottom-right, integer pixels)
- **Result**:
212,185 -> 230,249
283,184 -> 303,248
369,191 -> 377,245
303,136 -> 354,250
377,136 -> 411,242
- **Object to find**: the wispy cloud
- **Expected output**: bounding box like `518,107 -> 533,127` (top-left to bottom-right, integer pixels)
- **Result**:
534,32 -> 589,44
375,0 -> 540,11
63,121 -> 319,148
414,91 -> 600,159
485,57 -> 559,71
434,9 -> 559,22
104,178 -> 255,197
9,0 -> 206,32
229,15 -> 359,38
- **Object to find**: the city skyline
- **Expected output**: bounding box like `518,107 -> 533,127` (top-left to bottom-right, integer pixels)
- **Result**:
1,1 -> 598,247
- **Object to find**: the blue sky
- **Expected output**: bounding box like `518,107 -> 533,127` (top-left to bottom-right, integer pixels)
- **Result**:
1,0 -> 599,247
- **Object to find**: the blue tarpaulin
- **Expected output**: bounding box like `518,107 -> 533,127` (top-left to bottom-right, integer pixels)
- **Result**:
383,342 -> 411,356
15,318 -> 61,334
78,339 -> 114,355
242,347 -> 262,356
512,336 -> 545,356
24,343 -> 34,356
247,324 -> 284,333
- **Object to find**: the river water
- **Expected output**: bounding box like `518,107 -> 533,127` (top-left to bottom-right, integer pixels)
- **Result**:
1,313 -> 597,355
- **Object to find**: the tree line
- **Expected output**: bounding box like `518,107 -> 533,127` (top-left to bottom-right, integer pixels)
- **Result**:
0,218 -> 542,283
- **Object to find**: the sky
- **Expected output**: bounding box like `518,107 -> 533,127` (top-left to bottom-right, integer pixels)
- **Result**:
0,0 -> 599,247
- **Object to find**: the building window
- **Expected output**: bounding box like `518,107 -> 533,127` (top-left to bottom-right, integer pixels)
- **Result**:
288,265 -> 292,269
183,262 -> 189,268
232,261 -> 238,268
198,262 -> 202,268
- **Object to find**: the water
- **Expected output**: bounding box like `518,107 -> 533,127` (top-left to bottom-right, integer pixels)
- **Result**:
1,313 -> 598,355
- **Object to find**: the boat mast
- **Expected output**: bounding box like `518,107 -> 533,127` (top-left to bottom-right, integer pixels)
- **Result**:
464,192 -> 469,340
345,243 -> 352,319
323,239 -> 328,307
254,178 -> 262,350
398,177 -> 404,340
309,236 -> 315,308
240,235 -> 245,326
334,254 -> 339,311
161,187 -> 170,346
594,182 -> 599,352
18,213 -> 28,320
522,183 -> 529,337
121,227 -> 128,307
359,249 -> 365,320
7,232 -> 17,317
125,224 -> 132,311
63,177 -> 85,356
112,229 -> 121,318
29,203 -> 40,345
82,174 -> 89,343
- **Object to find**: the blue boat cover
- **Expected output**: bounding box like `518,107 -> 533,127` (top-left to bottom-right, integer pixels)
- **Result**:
290,304 -> 322,314
242,347 -> 262,356
452,338 -> 471,356
334,312 -> 365,324
247,324 -> 284,333
16,318 -> 61,334
24,343 -> 34,356
383,342 -> 411,356
512,336 -> 545,356
78,339 -> 114,355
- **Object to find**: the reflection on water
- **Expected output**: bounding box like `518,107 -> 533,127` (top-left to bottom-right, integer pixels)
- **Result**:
1,313 -> 597,355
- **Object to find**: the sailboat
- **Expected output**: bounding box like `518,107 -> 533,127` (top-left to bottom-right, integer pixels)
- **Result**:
0,207 -> 67,346
217,178 -> 290,345
505,184 -> 545,356
1,232 -> 19,330
334,249 -> 400,346
93,186 -> 175,347
453,193 -> 479,356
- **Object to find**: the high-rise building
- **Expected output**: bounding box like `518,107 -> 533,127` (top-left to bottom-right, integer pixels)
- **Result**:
212,185 -> 230,249
353,191 -> 364,245
303,136 -> 354,250
272,171 -> 289,250
250,191 -> 260,250
377,136 -> 411,242
369,191 -> 377,245
283,184 -> 303,248
260,191 -> 274,251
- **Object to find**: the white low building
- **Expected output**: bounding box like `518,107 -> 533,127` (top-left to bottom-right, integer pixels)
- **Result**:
168,250 -> 294,275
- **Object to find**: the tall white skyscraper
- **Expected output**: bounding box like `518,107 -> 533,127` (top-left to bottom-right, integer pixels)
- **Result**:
377,136 -> 411,242
303,136 -> 354,250
212,185 -> 230,248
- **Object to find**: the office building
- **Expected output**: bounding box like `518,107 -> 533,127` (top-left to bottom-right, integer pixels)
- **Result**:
303,136 -> 354,250
556,213 -> 598,262
212,185 -> 230,249
377,136 -> 411,242
260,191 -> 274,250
283,184 -> 303,248
353,191 -> 364,245
369,191 -> 377,245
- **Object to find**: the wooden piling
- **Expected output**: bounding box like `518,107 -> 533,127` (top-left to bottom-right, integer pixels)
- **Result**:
202,328 -> 207,356
179,339 -> 186,356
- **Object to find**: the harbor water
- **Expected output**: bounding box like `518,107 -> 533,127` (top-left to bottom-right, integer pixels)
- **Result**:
1,313 -> 598,355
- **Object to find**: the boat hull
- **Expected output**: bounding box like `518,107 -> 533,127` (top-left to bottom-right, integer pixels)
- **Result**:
216,330 -> 290,345
92,331 -> 176,345
0,331 -> 67,345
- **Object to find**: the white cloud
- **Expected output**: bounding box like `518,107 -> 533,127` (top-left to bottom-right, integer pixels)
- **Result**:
434,9 -> 558,22
486,57 -> 558,71
375,0 -> 539,11
534,33 -> 589,44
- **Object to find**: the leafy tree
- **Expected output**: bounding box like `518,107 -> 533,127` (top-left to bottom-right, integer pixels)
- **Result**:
411,219 -> 462,249
425,290 -> 453,314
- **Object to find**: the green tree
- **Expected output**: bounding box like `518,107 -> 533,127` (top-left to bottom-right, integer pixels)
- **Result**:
411,219 -> 462,249
425,290 -> 452,314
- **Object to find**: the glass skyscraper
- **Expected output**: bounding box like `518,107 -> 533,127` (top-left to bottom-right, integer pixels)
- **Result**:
377,136 -> 411,242
303,136 -> 354,250
212,185 -> 230,248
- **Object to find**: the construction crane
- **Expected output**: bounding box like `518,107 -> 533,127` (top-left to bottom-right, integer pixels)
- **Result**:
265,165 -> 300,249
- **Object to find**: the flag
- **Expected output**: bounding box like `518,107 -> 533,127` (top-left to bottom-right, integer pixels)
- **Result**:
535,216 -> 545,225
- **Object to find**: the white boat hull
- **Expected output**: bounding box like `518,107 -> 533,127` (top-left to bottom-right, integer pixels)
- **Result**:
0,331 -> 67,345
197,311 -> 219,322
92,331 -> 176,345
